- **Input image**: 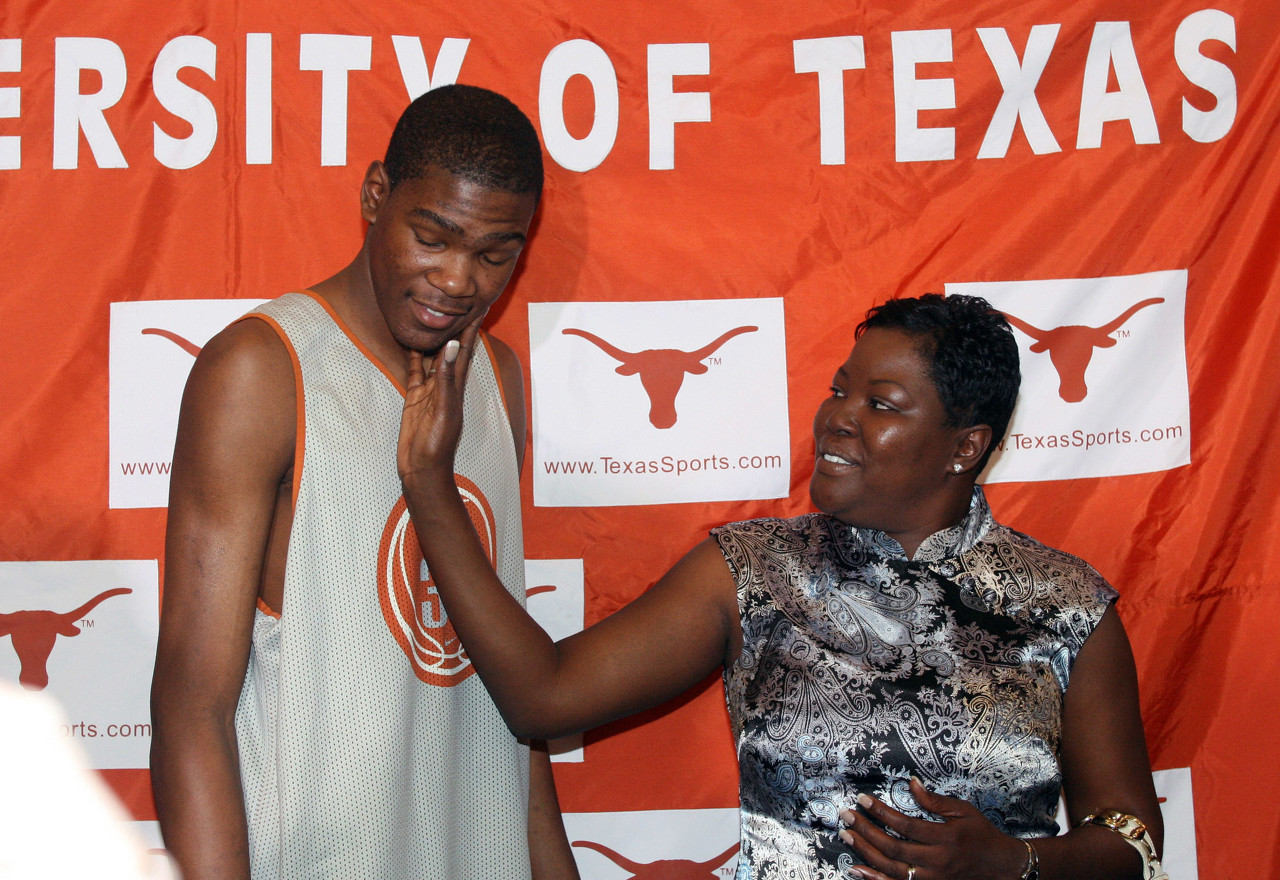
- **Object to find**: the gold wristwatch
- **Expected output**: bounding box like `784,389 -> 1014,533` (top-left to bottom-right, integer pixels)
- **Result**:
1078,810 -> 1168,880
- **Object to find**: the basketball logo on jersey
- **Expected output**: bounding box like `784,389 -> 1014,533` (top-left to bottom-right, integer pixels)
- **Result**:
377,475 -> 497,687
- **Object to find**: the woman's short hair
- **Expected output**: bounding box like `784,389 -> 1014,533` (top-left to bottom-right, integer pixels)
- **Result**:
858,293 -> 1021,467
383,84 -> 544,200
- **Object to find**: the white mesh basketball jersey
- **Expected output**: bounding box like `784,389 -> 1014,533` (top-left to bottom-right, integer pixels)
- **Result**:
233,292 -> 531,880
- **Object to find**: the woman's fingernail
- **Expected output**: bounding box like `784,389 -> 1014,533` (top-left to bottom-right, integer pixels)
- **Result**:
856,793 -> 873,809
839,808 -> 856,825
839,829 -> 855,845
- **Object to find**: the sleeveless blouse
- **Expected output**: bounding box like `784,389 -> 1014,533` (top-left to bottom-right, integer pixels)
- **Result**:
712,488 -> 1117,880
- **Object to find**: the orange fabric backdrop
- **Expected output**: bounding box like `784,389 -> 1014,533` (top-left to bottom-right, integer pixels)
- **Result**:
1,0 -> 1276,876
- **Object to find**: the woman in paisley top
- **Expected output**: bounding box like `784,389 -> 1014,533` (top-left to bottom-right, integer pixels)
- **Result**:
398,294 -> 1163,880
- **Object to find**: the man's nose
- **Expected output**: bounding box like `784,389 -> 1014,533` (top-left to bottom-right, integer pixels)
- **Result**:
431,253 -> 471,297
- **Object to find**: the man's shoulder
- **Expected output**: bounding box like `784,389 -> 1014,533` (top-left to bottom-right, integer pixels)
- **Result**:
477,331 -> 526,452
480,332 -> 522,378
246,291 -> 333,337
220,292 -> 352,371
166,300 -> 299,524
182,309 -> 297,429
203,311 -> 289,368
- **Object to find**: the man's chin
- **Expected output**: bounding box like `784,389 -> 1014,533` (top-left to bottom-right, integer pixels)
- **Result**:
394,327 -> 455,357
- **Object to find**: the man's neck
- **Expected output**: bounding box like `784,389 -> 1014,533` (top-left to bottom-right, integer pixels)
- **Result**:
309,255 -> 411,384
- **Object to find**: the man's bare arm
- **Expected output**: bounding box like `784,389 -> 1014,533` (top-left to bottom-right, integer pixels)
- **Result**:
527,744 -> 580,880
150,318 -> 296,880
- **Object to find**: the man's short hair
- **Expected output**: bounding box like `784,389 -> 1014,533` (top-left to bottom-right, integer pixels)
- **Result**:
384,84 -> 544,200
857,293 -> 1021,469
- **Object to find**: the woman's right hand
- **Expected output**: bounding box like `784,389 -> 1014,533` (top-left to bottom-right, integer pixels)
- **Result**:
838,778 -> 1031,880
397,320 -> 481,488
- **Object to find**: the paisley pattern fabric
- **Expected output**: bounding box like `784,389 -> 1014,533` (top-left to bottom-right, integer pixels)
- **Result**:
712,488 -> 1117,880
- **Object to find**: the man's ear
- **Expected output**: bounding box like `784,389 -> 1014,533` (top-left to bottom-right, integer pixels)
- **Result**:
360,161 -> 391,224
952,424 -> 992,474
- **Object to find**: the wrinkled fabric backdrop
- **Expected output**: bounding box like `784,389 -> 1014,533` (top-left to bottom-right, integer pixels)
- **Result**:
0,0 -> 1275,877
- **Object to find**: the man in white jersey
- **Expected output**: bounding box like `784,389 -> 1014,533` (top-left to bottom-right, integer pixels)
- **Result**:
150,85 -> 578,880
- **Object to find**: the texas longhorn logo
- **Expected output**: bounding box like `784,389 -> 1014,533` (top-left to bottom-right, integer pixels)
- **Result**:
1002,298 -> 1164,403
563,326 -> 757,428
141,327 -> 202,357
377,476 -> 497,687
572,840 -> 740,879
0,589 -> 132,690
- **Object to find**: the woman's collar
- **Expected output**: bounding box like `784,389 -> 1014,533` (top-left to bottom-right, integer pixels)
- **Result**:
846,486 -> 994,562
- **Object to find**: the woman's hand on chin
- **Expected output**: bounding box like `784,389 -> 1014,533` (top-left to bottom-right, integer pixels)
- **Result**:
397,320 -> 481,490
839,777 -> 1029,880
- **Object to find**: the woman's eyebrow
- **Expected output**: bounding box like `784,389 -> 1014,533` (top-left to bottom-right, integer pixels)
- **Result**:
868,378 -> 908,391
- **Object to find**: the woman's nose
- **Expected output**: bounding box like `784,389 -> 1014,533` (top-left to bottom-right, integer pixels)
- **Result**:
823,400 -> 859,436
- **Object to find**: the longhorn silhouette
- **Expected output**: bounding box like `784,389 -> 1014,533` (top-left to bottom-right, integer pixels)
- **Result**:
564,326 -> 758,428
142,328 -> 202,357
572,839 -> 740,879
1002,298 -> 1163,402
0,588 -> 133,690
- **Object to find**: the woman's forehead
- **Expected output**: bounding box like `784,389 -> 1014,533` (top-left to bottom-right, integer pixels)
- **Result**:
844,327 -> 934,374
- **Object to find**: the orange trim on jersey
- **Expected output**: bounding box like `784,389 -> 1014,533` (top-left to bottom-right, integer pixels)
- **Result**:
240,310 -> 307,512
478,331 -> 515,428
235,307 -> 303,623
298,289 -> 407,397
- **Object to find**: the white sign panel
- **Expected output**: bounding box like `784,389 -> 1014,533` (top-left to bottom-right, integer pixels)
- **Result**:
946,271 -> 1190,483
109,298 -> 269,509
0,560 -> 159,769
1153,766 -> 1199,880
531,299 -> 790,507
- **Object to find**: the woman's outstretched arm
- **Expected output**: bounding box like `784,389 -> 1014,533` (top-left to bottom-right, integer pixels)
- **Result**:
397,331 -> 742,740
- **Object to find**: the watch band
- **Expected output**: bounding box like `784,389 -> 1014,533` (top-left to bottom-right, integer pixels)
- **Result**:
1078,810 -> 1168,880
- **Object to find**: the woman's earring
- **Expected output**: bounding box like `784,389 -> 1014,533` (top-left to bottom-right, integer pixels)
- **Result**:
953,464 -> 963,473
